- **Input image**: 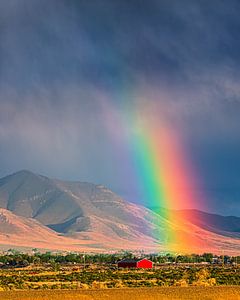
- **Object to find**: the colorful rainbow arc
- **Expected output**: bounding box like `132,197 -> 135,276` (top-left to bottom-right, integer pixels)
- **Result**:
101,97 -> 204,252
132,121 -> 199,252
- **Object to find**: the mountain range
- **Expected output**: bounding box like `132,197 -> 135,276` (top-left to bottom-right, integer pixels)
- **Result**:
0,170 -> 240,254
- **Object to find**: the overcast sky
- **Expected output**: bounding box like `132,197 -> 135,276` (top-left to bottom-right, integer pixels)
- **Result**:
0,0 -> 240,215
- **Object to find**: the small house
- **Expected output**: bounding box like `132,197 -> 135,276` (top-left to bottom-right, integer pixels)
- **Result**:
117,258 -> 153,269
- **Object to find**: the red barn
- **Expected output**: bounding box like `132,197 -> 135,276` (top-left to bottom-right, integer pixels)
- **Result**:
117,258 -> 153,269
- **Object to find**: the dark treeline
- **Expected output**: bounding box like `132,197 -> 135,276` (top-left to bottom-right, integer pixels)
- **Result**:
0,250 -> 239,267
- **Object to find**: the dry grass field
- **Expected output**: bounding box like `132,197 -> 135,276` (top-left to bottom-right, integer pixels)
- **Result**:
1,286 -> 240,300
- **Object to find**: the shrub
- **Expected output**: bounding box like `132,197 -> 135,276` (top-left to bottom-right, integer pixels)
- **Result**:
175,279 -> 188,287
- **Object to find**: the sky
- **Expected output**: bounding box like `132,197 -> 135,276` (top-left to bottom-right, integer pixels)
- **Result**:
0,0 -> 240,215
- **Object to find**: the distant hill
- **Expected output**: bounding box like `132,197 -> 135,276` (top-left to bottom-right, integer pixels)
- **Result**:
0,207 -> 96,252
0,170 -> 240,254
0,170 -> 164,251
175,209 -> 240,238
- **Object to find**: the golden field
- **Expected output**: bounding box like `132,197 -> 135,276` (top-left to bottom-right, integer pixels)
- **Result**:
1,286 -> 240,300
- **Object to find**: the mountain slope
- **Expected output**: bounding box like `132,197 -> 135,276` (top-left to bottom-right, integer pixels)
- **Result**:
0,170 -> 240,254
0,170 -> 165,250
0,170 -> 81,224
0,208 -> 101,252
175,209 -> 240,238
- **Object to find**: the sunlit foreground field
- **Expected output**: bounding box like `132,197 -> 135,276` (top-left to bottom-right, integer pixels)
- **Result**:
1,286 -> 240,300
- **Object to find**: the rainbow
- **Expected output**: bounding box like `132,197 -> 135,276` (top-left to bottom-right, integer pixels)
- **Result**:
131,116 -> 199,252
100,96 -> 205,252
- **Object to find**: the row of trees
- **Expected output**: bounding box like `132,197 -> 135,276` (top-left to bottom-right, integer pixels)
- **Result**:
0,249 -> 239,267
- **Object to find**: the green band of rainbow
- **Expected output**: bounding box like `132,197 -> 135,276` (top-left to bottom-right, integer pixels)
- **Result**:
100,96 -> 204,252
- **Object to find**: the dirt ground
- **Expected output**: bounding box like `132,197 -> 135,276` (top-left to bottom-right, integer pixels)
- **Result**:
1,286 -> 240,300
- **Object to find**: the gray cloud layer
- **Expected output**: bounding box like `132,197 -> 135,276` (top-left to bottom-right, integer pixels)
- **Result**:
0,0 -> 240,214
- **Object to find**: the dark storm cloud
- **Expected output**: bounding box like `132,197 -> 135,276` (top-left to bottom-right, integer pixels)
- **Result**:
1,0 -> 239,87
0,0 -> 240,214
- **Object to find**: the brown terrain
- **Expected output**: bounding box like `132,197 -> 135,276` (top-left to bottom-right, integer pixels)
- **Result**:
1,287 -> 240,300
0,170 -> 240,254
